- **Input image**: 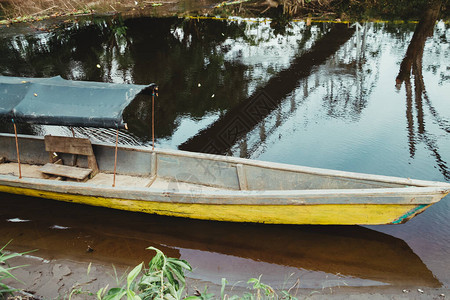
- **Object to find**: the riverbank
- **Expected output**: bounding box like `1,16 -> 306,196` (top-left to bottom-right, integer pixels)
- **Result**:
1,0 -> 448,25
0,0 -> 220,24
4,250 -> 448,299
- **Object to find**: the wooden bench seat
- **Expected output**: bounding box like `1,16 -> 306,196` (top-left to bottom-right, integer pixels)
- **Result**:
40,163 -> 92,181
39,135 -> 99,181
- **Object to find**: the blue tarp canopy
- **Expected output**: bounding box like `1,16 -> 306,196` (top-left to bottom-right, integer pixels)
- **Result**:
0,76 -> 154,128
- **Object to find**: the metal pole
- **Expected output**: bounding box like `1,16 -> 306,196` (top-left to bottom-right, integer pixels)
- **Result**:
113,127 -> 119,187
152,91 -> 155,151
12,120 -> 22,179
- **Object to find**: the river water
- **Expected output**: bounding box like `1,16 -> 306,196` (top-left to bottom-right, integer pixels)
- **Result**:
0,11 -> 449,292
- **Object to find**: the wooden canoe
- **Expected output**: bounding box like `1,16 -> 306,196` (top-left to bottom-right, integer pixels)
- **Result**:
0,133 -> 449,225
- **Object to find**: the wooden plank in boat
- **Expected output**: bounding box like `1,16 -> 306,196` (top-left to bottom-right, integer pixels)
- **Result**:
44,135 -> 99,176
40,163 -> 92,181
44,135 -> 94,155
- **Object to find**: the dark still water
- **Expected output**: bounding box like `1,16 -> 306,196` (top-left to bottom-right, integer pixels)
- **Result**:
1,9 -> 450,291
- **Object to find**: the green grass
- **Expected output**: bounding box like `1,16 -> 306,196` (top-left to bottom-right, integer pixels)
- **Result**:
0,241 -> 29,299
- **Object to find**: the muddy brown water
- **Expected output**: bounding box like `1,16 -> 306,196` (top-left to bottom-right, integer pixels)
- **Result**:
0,8 -> 449,293
0,194 -> 442,290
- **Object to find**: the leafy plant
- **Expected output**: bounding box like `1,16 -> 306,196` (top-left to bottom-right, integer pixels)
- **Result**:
138,246 -> 192,300
97,247 -> 192,300
247,276 -> 276,299
96,247 -> 301,300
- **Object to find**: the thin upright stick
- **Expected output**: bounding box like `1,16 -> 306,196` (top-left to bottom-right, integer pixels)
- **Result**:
113,127 -> 119,187
152,91 -> 155,151
13,120 -> 22,179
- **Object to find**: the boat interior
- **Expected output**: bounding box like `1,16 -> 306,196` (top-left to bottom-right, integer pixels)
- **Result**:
0,133 -> 412,191
0,136 -> 226,193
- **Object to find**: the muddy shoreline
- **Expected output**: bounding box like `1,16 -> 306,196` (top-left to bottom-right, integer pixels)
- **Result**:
4,253 -> 448,299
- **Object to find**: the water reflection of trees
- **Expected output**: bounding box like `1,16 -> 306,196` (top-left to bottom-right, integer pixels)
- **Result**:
195,22 -> 384,158
180,23 -> 356,155
0,17 -> 321,141
124,18 -> 252,139
395,0 -> 450,180
321,22 -> 379,121
1,14 -> 449,177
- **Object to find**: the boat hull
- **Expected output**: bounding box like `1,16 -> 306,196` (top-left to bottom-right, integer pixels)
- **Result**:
0,183 -> 433,225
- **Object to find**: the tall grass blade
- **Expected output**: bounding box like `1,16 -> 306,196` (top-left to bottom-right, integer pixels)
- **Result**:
127,263 -> 143,289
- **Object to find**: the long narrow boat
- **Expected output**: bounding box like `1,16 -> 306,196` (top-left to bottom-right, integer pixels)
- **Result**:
0,76 -> 449,225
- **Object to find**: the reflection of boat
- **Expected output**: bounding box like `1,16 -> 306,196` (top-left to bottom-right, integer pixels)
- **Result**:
0,196 -> 441,288
0,76 -> 449,225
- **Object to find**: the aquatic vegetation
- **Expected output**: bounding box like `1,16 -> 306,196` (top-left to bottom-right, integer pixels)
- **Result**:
97,246 -> 193,300
0,241 -> 26,299
97,247 -> 299,300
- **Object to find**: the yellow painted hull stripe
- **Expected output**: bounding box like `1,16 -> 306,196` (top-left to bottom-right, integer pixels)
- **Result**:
0,185 -> 424,225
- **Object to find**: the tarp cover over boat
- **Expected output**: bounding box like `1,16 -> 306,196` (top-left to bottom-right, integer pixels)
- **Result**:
0,76 -> 154,128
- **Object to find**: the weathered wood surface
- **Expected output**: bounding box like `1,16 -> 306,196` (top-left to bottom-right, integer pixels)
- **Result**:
40,163 -> 92,181
44,135 -> 94,155
44,135 -> 99,176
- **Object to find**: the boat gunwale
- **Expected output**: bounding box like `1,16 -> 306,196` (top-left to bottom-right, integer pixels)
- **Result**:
0,173 -> 448,205
1,133 -> 450,193
99,139 -> 450,189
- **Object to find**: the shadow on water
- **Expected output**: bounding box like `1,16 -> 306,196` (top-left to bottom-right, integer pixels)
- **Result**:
0,194 -> 440,289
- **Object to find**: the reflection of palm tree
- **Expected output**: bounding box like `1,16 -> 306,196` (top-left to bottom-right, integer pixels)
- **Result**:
396,0 -> 449,180
395,1 -> 441,86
